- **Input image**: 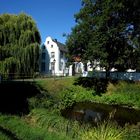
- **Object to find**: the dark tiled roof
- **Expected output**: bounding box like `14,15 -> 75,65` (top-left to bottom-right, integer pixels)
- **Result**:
53,39 -> 68,53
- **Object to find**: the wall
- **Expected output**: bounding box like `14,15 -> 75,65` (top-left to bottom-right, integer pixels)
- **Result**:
40,36 -> 68,76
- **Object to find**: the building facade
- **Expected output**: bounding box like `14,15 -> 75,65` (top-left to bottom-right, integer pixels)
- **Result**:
40,36 -> 109,77
40,36 -> 68,76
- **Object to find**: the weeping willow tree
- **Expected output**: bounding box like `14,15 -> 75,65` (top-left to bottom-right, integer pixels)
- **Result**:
0,13 -> 41,79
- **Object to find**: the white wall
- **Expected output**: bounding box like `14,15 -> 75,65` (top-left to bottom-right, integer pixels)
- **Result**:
44,36 -> 59,75
41,36 -> 68,76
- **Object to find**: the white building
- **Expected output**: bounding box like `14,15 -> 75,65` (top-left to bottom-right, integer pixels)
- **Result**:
40,36 -> 68,76
40,36 -> 87,76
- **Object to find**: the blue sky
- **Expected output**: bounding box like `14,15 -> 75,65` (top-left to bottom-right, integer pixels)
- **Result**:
0,0 -> 81,44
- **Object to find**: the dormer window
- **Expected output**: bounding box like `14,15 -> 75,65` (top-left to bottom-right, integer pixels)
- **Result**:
51,52 -> 55,58
59,62 -> 63,71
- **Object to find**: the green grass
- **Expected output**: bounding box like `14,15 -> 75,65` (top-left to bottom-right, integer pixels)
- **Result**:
124,126 -> 140,140
27,108 -> 83,139
36,78 -> 140,109
34,78 -> 95,109
93,81 -> 140,108
0,114 -> 70,140
35,77 -> 76,98
1,77 -> 140,140
27,78 -> 140,140
0,131 -> 11,140
27,108 -> 140,140
81,121 -> 126,140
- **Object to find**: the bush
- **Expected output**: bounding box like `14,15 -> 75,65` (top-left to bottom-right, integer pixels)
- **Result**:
59,85 -> 95,109
74,77 -> 108,94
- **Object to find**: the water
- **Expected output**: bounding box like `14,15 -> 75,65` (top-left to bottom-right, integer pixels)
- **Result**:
61,102 -> 140,126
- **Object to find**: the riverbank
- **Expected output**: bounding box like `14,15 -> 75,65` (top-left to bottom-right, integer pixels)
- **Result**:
0,77 -> 140,139
35,77 -> 140,109
34,77 -> 140,139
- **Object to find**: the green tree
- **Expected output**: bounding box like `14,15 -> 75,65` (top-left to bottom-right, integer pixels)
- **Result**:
0,13 -> 41,78
66,0 -> 140,77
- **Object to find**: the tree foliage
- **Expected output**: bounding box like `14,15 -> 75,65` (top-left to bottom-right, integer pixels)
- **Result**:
66,0 -> 140,72
0,13 -> 41,78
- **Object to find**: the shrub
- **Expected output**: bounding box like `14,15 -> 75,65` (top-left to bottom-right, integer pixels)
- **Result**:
74,77 -> 108,94
59,85 -> 95,109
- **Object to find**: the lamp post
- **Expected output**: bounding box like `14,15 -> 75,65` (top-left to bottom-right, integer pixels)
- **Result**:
53,59 -> 56,80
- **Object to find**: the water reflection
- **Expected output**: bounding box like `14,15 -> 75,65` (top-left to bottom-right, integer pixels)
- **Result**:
61,102 -> 140,126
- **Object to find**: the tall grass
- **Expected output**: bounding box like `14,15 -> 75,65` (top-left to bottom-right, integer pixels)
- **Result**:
0,131 -> 11,140
124,126 -> 140,140
95,81 -> 140,108
0,114 -> 70,140
26,109 -> 140,140
81,121 -> 126,140
35,77 -> 75,98
27,108 -> 83,139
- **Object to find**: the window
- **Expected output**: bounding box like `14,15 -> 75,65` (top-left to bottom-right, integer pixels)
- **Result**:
47,41 -> 49,44
59,62 -> 63,71
51,52 -> 55,58
51,45 -> 53,48
41,62 -> 45,72
51,62 -> 54,70
42,52 -> 46,60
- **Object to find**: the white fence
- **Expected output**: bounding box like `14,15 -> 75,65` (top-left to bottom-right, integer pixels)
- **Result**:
88,72 -> 140,81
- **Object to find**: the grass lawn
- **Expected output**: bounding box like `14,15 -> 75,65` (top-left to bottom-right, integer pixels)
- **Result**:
35,77 -> 76,98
